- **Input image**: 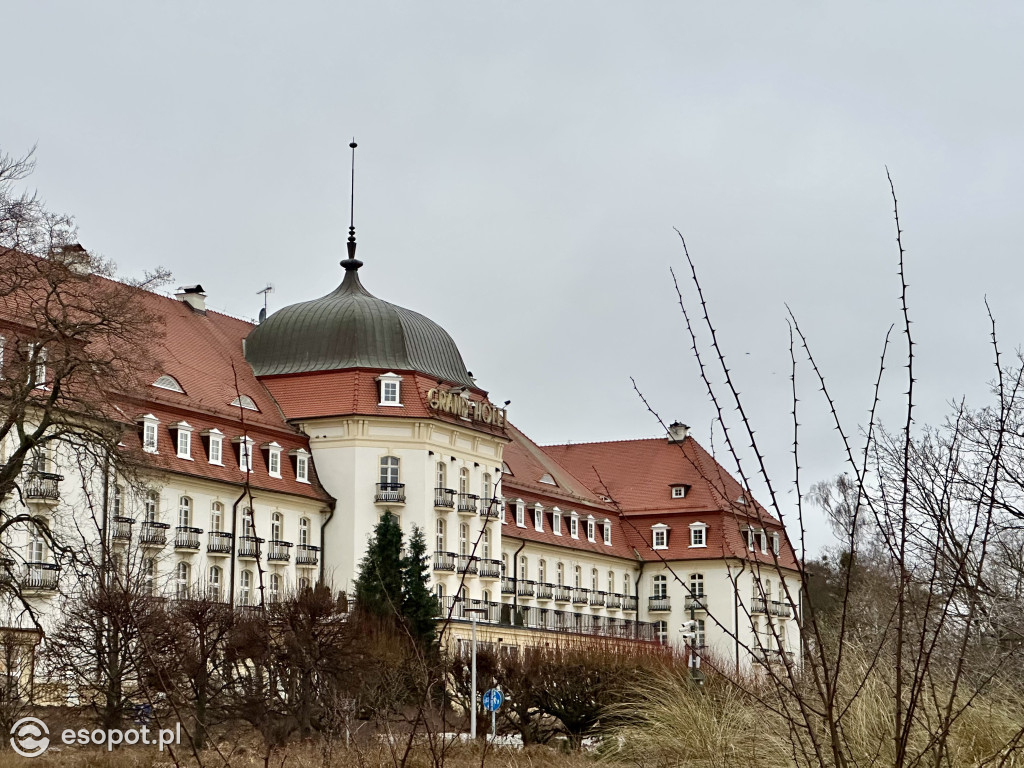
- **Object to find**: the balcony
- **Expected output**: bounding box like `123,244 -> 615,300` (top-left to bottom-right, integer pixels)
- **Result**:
622,595 -> 638,612
516,579 -> 535,597
535,582 -> 553,600
770,600 -> 793,618
296,544 -> 320,566
754,648 -> 795,666
501,577 -> 515,595
207,531 -> 234,555
267,540 -> 292,562
25,472 -> 62,502
606,593 -> 622,610
433,551 -> 456,571
553,585 -> 572,603
457,493 -> 479,515
589,590 -> 606,607
751,597 -> 768,615
456,554 -> 478,575
375,482 -> 405,505
111,516 -> 134,542
140,521 -> 169,546
22,562 -> 59,592
685,595 -> 708,612
648,595 -> 671,612
434,487 -> 456,509
477,558 -> 502,578
174,526 -> 202,550
572,588 -> 589,606
237,536 -> 262,559
479,498 -> 503,520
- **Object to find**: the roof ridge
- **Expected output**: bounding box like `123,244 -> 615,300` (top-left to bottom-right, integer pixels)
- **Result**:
541,436 -> 667,448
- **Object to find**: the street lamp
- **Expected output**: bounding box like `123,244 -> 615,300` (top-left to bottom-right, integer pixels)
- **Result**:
464,606 -> 489,739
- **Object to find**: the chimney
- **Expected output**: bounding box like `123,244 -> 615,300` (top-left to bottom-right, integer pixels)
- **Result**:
175,284 -> 207,313
50,243 -> 91,274
667,422 -> 690,444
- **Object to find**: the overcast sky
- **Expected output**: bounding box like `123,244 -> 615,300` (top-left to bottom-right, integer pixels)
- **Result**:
7,2 -> 1024,554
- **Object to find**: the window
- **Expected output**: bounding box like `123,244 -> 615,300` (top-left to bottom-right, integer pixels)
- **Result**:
533,504 -> 543,532
230,395 -> 259,411
603,519 -> 612,545
623,572 -> 631,595
292,450 -> 310,483
239,570 -> 252,606
655,620 -> 668,644
694,619 -> 706,647
175,562 -> 190,599
591,568 -> 599,591
671,485 -> 687,499
574,565 -> 582,588
482,472 -> 492,501
268,573 -> 280,603
27,533 -> 45,563
652,524 -> 669,550
653,574 -> 668,598
760,530 -> 768,554
459,468 -> 469,494
298,576 -> 310,591
299,517 -> 310,546
482,589 -> 490,603
689,573 -> 704,597
208,565 -> 222,601
552,508 -> 562,535
482,528 -> 490,558
435,583 -> 445,601
112,485 -> 123,516
771,532 -> 780,554
436,462 -> 447,489
689,522 -> 707,548
265,443 -> 282,478
271,512 -> 283,541
379,456 -> 400,486
153,374 -> 184,393
210,502 -> 223,532
178,496 -> 192,527
501,553 -> 508,575
175,422 -> 192,459
236,437 -> 254,472
139,414 -> 160,453
556,562 -> 564,586
203,429 -> 224,465
144,559 -> 155,595
608,571 -> 615,593
377,372 -> 402,405
436,519 -> 446,552
145,491 -> 159,523
515,501 -> 525,527
242,508 -> 254,537
519,555 -> 528,580
586,517 -> 595,542
28,343 -> 46,389
459,523 -> 469,556
569,513 -> 579,539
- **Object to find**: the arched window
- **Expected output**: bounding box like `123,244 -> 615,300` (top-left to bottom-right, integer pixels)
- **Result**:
519,555 -> 528,580
178,496 -> 192,527
501,553 -> 508,574
459,467 -> 469,494
608,571 -> 615,594
556,562 -> 564,586
653,574 -> 667,598
145,491 -> 159,523
690,573 -> 705,597
436,519 -> 446,552
623,572 -> 631,595
239,570 -> 252,606
299,517 -> 310,546
435,583 -> 445,601
482,528 -> 490,559
459,523 -> 469,556
591,568 -> 599,591
655,620 -> 668,644
437,462 -> 447,489
242,508 -> 254,537
210,502 -> 223,532
482,472 -> 492,501
298,576 -> 310,591
175,562 -> 190,599
482,589 -> 490,603
538,559 -> 546,583
269,573 -> 280,603
380,456 -> 400,486
574,565 -> 582,588
271,512 -> 283,541
208,565 -> 222,600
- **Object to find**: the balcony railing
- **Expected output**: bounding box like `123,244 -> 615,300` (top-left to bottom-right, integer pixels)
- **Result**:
457,493 -> 479,514
237,536 -> 263,559
477,558 -> 502,578
516,579 -> 535,597
572,588 -> 589,606
174,526 -> 202,550
441,596 -> 661,643
622,595 -> 638,612
769,600 -> 792,618
589,590 -> 606,607
296,544 -> 320,566
267,540 -> 292,562
685,594 -> 708,611
23,562 -> 60,591
479,498 -> 503,520
375,482 -> 406,504
553,585 -> 572,603
25,471 -> 62,501
434,487 -> 456,509
0,558 -> 13,586
112,516 -> 134,541
754,648 -> 795,666
536,582 -> 553,600
751,597 -> 768,615
433,551 -> 456,571
140,521 -> 169,546
501,577 -> 515,595
456,554 -> 478,575
606,593 -> 622,609
648,595 -> 671,612
207,531 -> 233,554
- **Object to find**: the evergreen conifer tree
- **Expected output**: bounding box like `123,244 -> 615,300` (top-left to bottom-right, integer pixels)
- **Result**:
401,525 -> 439,649
353,512 -> 404,620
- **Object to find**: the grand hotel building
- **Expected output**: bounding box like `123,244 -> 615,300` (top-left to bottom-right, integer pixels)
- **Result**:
0,241 -> 801,673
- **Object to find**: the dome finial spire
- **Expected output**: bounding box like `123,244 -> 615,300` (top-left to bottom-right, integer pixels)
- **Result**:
341,139 -> 363,272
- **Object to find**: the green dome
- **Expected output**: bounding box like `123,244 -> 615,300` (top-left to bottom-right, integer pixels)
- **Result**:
245,262 -> 475,386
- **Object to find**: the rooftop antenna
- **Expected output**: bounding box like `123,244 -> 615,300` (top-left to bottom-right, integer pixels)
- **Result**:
342,139 -> 363,271
257,283 -> 274,323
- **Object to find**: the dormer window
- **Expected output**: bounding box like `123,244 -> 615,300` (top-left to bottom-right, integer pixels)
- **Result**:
689,521 -> 707,548
670,484 -> 689,499
27,343 -> 47,389
200,428 -> 224,465
552,508 -> 562,535
539,473 -> 557,486
603,519 -> 612,546
771,532 -> 781,554
153,374 -> 184,393
652,523 -> 670,550
586,515 -> 596,542
230,395 -> 259,411
290,448 -> 310,483
172,421 -> 193,460
233,436 -> 255,472
533,504 -> 544,532
137,414 -> 160,454
515,500 -> 525,527
569,512 -> 579,539
377,372 -> 403,406
262,442 -> 282,478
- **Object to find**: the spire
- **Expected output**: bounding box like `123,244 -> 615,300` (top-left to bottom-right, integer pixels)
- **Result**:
341,139 -> 363,272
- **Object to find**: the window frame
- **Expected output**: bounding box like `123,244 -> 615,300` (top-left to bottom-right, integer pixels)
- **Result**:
376,372 -> 403,406
652,523 -> 670,550
552,508 -> 562,535
689,521 -> 707,548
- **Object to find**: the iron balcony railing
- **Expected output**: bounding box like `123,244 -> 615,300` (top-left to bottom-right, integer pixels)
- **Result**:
374,482 -> 405,504
296,544 -> 320,565
174,526 -> 202,550
433,551 -> 456,571
457,493 -> 478,514
622,595 -> 638,612
441,596 -> 661,643
207,531 -> 233,554
516,579 -> 535,597
751,597 -> 768,615
477,558 -> 502,578
572,588 -> 589,606
648,595 -> 671,612
0,558 -> 13,586
500,577 -> 515,595
237,536 -> 263,559
434,487 -> 456,509
267,540 -> 293,562
140,521 -> 169,546
606,593 -> 622,609
685,594 -> 708,611
112,516 -> 134,541
770,600 -> 793,618
456,554 -> 478,575
25,472 -> 62,501
589,590 -> 606,607
479,498 -> 503,520
23,562 -> 60,591
553,585 -> 572,603
536,582 -> 553,600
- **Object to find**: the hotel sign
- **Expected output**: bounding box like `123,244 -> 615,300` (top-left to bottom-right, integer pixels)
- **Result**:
427,388 -> 507,428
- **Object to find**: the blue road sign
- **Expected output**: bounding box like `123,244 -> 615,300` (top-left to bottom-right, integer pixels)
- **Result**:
482,689 -> 504,712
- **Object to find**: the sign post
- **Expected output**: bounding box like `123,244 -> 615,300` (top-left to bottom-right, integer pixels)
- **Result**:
482,688 -> 504,741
